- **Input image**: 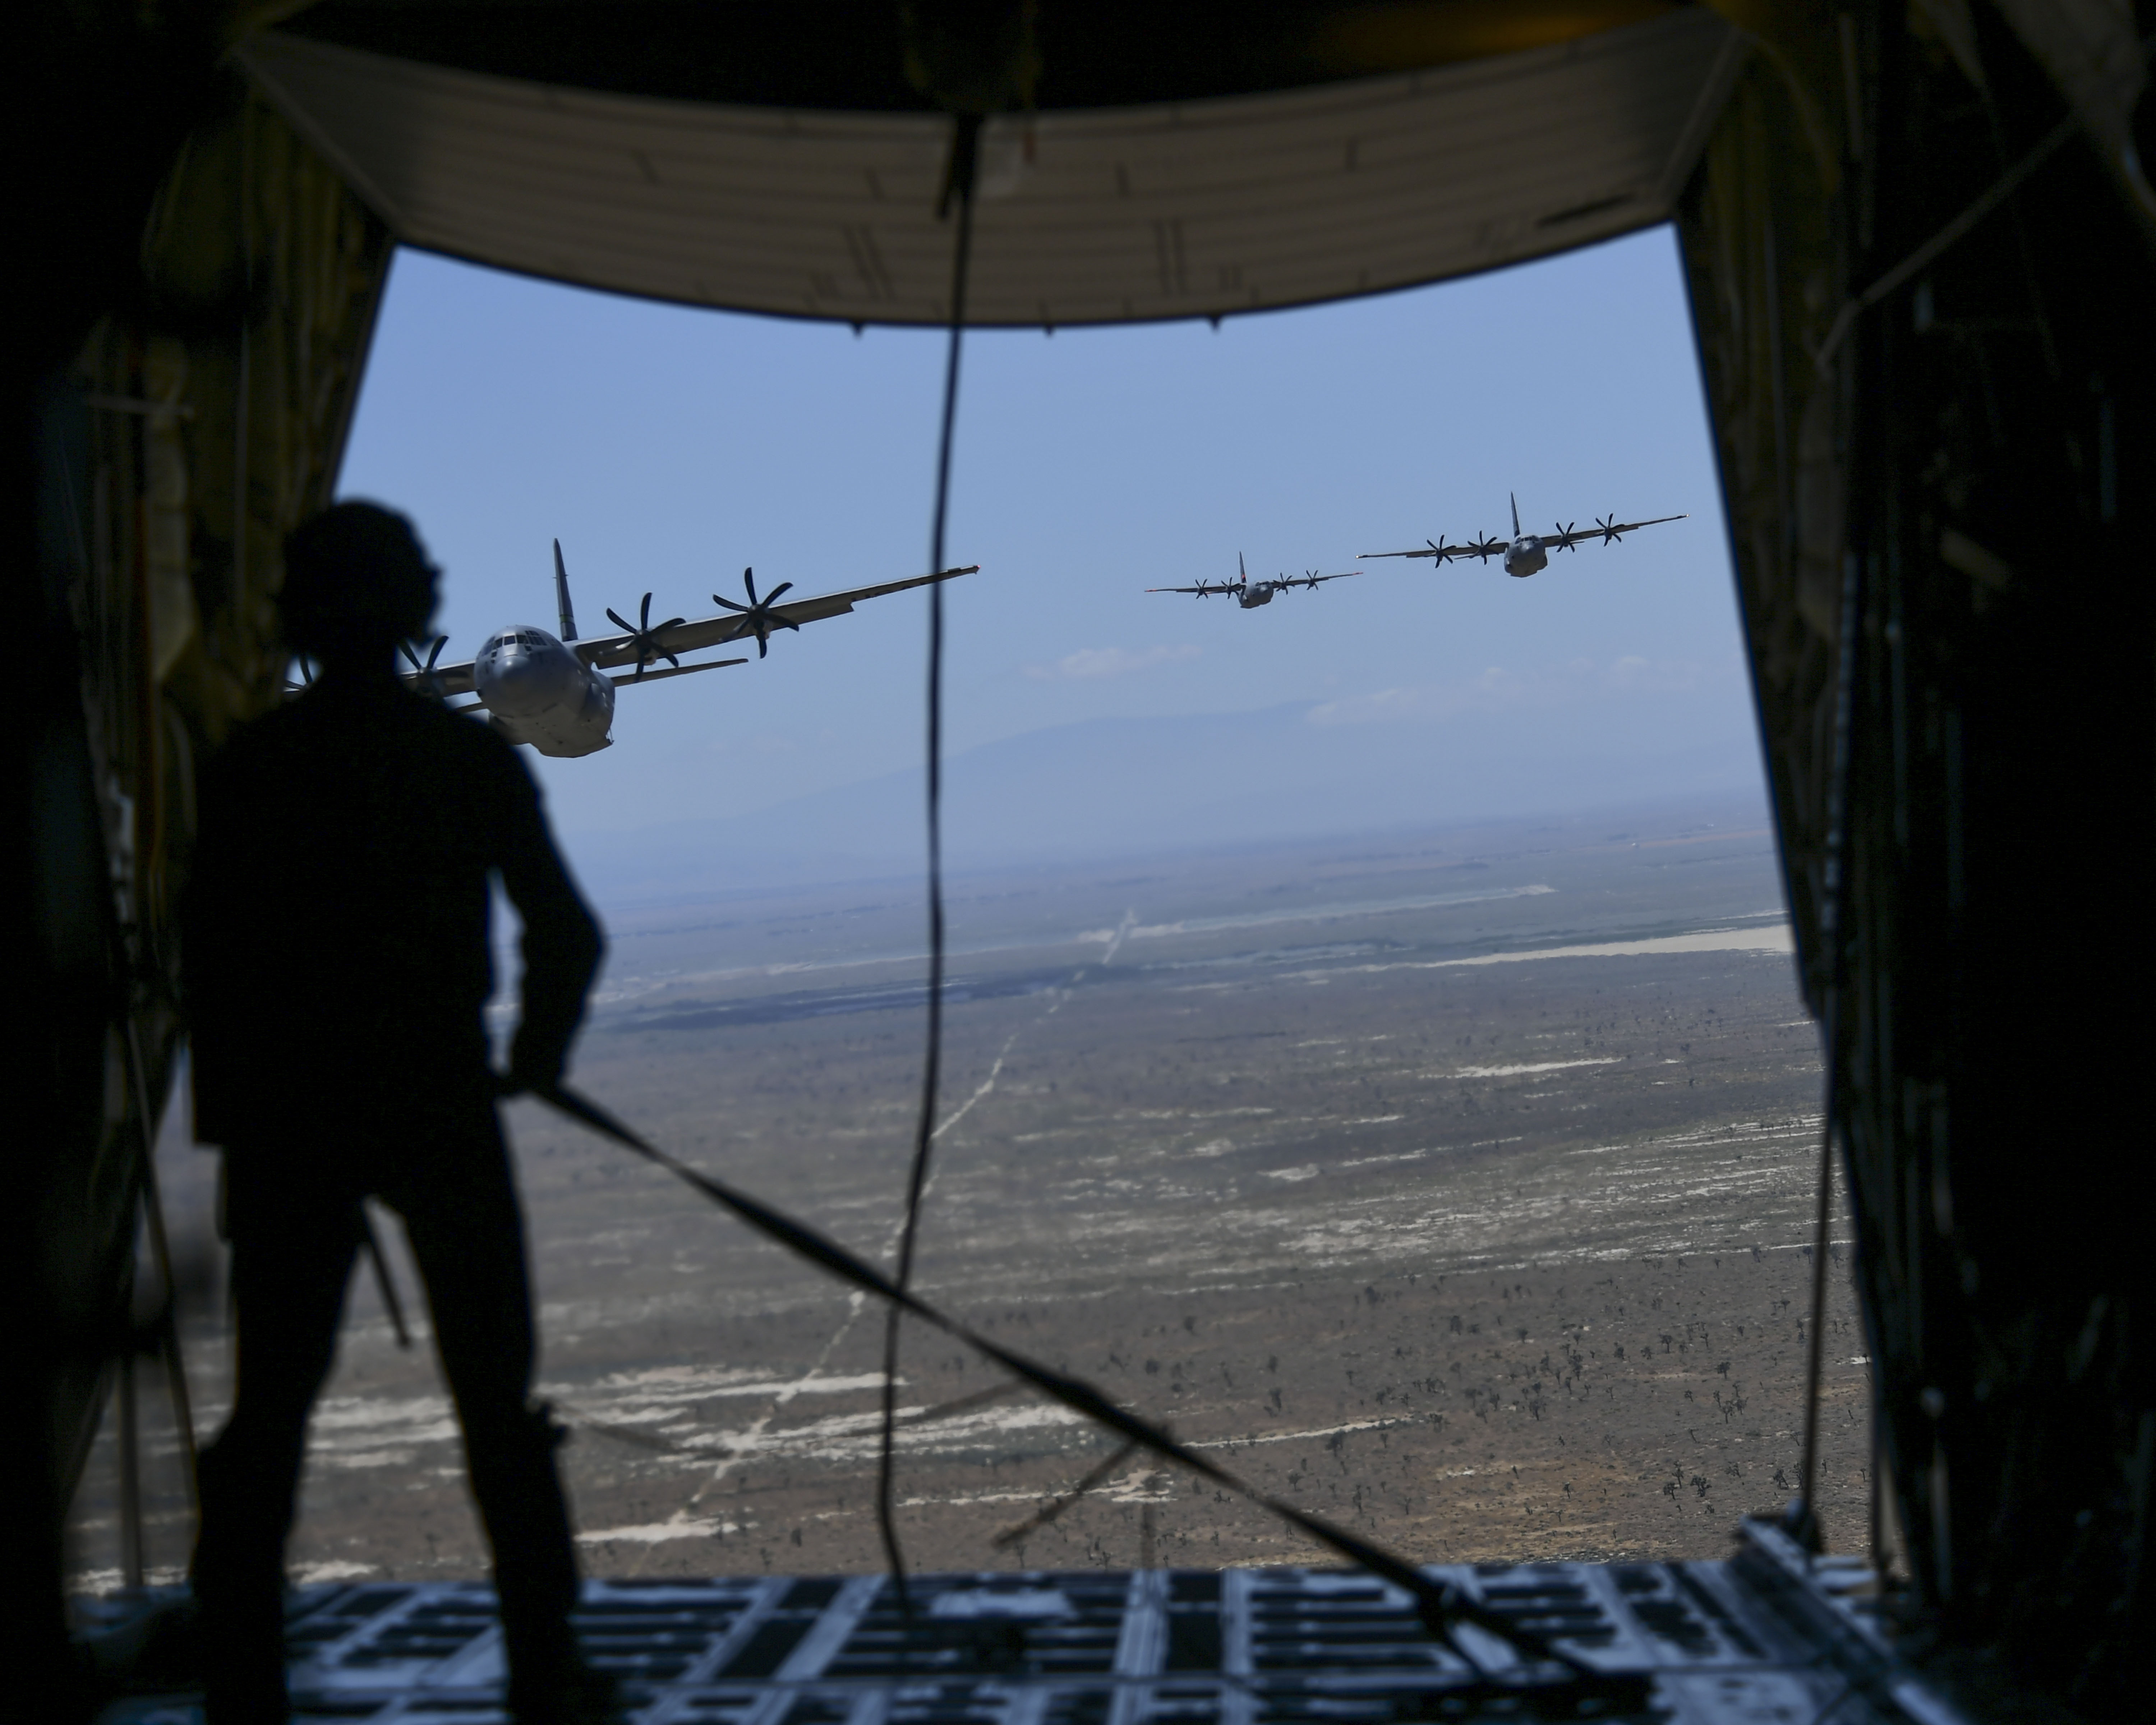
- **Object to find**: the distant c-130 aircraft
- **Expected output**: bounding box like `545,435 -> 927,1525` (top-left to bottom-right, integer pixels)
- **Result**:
1147,552 -> 1358,608
1361,493 -> 1686,579
388,543 -> 979,757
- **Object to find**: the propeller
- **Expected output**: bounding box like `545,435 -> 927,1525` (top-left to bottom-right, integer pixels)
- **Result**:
399,635 -> 449,696
604,592 -> 686,680
712,567 -> 800,658
1425,535 -> 1451,561
1474,532 -> 1500,562
1556,521 -> 1579,551
1596,513 -> 1625,546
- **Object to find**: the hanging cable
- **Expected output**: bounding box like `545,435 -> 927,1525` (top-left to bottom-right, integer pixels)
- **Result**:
876,110 -> 982,1603
1796,1055 -> 1839,1547
1796,537 -> 1865,1552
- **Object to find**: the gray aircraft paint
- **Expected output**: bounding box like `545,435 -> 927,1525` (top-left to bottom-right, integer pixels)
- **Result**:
474,626 -> 621,757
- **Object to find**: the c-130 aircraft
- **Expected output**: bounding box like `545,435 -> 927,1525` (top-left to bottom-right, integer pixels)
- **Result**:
1360,493 -> 1686,578
393,543 -> 979,757
1147,552 -> 1358,608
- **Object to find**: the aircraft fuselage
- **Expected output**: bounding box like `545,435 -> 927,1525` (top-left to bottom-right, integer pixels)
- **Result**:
1238,584 -> 1277,608
474,625 -> 616,756
1503,536 -> 1548,578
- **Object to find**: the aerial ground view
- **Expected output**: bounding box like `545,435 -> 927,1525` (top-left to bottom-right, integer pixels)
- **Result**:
75,791 -> 1869,1593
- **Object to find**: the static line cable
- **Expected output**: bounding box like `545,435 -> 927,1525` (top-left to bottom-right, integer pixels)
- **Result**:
1797,540 -> 1865,1550
878,110 -> 982,1604
1796,1064 -> 1839,1546
360,1208 -> 413,1350
992,1440 -> 1142,1549
533,1080 -> 1623,1689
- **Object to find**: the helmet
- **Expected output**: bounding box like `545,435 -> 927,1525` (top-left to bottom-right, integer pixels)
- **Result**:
280,501 -> 438,660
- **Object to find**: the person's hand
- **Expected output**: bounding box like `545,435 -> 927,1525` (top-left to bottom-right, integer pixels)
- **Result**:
503,1038 -> 567,1099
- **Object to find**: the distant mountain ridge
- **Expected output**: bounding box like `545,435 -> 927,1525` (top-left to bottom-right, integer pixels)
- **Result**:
564,694 -> 1763,903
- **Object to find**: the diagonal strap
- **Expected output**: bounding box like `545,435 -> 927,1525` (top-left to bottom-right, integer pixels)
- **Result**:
530,1080 -> 1604,1680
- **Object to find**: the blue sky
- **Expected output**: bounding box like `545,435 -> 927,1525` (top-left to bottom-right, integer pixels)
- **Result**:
338,226 -> 1765,887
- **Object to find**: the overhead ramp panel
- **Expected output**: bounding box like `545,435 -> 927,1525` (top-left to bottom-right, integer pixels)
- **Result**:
239,11 -> 1744,328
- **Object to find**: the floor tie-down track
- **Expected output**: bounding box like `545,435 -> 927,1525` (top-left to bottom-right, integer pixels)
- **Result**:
82,1523 -> 1962,1724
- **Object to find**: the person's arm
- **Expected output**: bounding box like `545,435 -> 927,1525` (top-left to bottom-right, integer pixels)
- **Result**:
494,761 -> 604,1093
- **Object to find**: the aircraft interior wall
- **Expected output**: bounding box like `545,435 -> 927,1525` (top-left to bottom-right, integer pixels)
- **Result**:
18,50 -> 392,1587
1676,4 -> 2156,1702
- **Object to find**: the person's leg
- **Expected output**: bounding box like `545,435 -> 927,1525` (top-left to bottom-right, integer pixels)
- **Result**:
192,1156 -> 362,1724
384,1114 -> 588,1711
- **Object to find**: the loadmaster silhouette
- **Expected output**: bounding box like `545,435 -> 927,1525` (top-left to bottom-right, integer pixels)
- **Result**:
182,502 -> 612,1725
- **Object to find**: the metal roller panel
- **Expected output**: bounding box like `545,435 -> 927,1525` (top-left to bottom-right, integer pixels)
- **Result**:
80,1527 -> 1967,1724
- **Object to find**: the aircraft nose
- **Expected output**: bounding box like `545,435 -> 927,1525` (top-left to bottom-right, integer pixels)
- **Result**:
480,647 -> 555,716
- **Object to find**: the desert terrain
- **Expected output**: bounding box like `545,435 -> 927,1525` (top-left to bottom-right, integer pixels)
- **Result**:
69,795 -> 1875,1595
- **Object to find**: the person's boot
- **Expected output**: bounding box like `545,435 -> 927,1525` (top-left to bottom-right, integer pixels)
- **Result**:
505,1645 -> 622,1725
194,1584 -> 291,1725
192,1450 -> 293,1725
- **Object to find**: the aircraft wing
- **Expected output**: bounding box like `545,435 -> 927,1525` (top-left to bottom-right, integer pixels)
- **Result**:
1356,539 -> 1491,562
1545,513 -> 1688,550
576,565 -> 980,670
1146,583 -> 1234,595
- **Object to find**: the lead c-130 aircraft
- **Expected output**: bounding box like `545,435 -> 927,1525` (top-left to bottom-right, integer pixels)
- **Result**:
391,543 -> 980,757
1360,493 -> 1686,579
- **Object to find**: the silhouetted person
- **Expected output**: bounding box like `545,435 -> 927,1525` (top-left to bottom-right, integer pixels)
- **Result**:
183,502 -> 609,1724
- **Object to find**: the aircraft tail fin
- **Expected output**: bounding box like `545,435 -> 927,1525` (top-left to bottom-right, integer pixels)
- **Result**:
1239,551 -> 1247,584
553,539 -> 579,640
1510,493 -> 1520,536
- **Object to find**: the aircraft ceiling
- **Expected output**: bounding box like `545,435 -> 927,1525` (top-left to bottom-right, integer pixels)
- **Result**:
240,1 -> 1745,328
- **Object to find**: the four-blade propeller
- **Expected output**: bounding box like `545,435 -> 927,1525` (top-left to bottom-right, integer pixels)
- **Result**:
399,635 -> 450,696
604,592 -> 687,680
713,567 -> 801,658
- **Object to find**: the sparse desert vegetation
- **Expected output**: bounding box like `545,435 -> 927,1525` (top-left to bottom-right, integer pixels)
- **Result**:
70,798 -> 1869,1593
